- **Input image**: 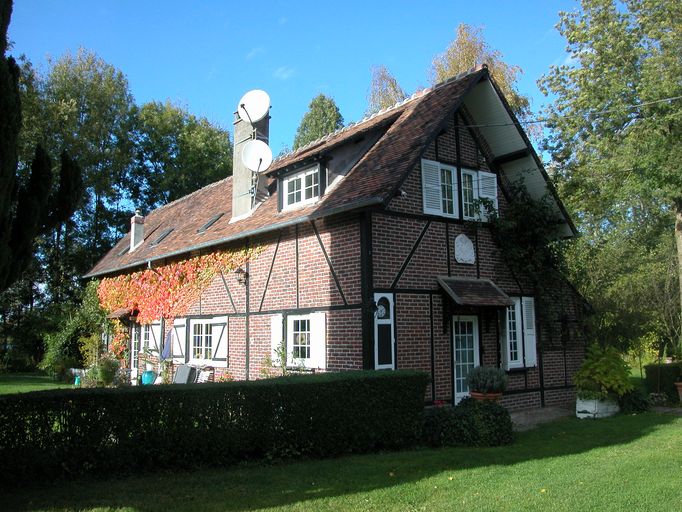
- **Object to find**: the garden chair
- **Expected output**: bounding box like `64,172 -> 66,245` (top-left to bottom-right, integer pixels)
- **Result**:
172,364 -> 195,384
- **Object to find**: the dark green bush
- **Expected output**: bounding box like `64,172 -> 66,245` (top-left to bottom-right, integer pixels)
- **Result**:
0,370 -> 428,485
644,363 -> 682,402
422,398 -> 513,447
618,388 -> 651,414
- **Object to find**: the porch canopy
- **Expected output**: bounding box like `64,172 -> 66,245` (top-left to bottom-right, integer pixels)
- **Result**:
436,276 -> 514,307
107,308 -> 132,320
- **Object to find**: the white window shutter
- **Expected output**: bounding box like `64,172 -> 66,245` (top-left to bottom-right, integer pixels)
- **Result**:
421,159 -> 442,215
499,309 -> 509,371
270,314 -> 284,366
150,323 -> 161,354
172,319 -> 187,363
211,317 -> 228,366
522,297 -> 537,367
310,312 -> 326,370
478,171 -> 498,220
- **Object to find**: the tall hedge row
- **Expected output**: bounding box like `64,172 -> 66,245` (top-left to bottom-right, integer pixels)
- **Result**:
644,363 -> 682,402
0,370 -> 429,484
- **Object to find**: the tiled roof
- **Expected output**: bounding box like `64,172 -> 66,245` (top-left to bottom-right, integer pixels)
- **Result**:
86,68 -> 487,278
437,276 -> 515,307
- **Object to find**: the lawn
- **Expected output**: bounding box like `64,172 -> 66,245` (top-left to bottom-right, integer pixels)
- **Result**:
5,412 -> 681,512
0,372 -> 72,395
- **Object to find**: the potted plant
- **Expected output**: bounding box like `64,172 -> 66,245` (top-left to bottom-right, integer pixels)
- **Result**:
574,344 -> 633,419
467,366 -> 507,401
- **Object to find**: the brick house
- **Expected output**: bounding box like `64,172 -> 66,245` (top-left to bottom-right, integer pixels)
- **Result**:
86,66 -> 587,410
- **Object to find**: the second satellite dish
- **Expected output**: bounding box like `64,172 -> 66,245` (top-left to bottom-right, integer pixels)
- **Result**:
238,89 -> 270,124
242,140 -> 273,173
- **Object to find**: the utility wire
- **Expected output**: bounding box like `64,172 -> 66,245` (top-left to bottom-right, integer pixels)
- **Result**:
456,94 -> 682,129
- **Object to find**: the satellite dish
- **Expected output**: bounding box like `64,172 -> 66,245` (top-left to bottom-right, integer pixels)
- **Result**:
242,139 -> 273,173
237,89 -> 270,124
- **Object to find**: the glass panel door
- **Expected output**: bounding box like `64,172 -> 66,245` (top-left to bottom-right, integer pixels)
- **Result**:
453,315 -> 480,403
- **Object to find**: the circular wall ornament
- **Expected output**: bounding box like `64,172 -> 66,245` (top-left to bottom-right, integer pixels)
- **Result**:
454,234 -> 476,265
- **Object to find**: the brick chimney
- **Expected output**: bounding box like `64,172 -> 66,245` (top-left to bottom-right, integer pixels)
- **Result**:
231,107 -> 270,221
130,210 -> 144,252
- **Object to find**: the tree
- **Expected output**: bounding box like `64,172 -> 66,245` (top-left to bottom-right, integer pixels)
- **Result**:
430,23 -> 531,119
366,65 -> 407,115
0,0 -> 81,294
130,100 -> 232,211
292,94 -> 344,150
539,0 -> 682,350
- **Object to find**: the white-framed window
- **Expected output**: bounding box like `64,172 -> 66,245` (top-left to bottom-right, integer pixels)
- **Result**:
501,297 -> 537,370
131,325 -> 141,372
186,317 -> 228,366
271,312 -> 326,370
461,168 -> 498,220
461,169 -> 479,220
422,159 -> 458,218
374,293 -> 395,370
283,166 -> 320,208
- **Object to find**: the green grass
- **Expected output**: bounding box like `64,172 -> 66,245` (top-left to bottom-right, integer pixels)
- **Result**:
4,412 -> 681,511
0,372 -> 72,395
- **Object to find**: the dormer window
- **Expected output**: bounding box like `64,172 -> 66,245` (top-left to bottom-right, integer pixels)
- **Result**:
283,166 -> 320,209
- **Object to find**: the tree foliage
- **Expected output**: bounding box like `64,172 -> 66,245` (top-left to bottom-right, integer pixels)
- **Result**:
540,0 -> 682,353
130,100 -> 232,211
430,23 -> 531,118
0,1 -> 82,294
366,65 -> 407,115
293,94 -> 344,150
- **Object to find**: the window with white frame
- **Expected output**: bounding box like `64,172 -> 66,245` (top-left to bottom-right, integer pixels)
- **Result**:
284,166 -> 320,208
131,325 -> 141,371
461,169 -> 478,219
271,312 -> 326,370
502,297 -> 537,370
192,321 -> 213,360
461,168 -> 499,220
422,159 -> 458,218
142,324 -> 151,352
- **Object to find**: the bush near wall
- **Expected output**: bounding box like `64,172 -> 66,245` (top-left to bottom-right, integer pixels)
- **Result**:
0,370 -> 429,485
422,398 -> 514,447
644,363 -> 682,402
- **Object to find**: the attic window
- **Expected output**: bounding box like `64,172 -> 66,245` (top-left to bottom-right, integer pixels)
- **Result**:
197,213 -> 224,234
150,228 -> 174,247
283,165 -> 320,209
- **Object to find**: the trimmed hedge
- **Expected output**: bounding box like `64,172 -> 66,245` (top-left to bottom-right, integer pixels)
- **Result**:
644,363 -> 682,402
422,398 -> 514,447
0,370 -> 429,484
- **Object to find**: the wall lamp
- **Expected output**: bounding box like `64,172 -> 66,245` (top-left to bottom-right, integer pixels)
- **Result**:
234,267 -> 249,285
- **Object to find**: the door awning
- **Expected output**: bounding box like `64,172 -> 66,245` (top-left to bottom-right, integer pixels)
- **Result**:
107,308 -> 133,320
437,276 -> 514,307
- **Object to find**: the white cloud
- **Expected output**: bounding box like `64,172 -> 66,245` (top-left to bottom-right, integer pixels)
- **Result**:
273,66 -> 295,80
245,47 -> 265,61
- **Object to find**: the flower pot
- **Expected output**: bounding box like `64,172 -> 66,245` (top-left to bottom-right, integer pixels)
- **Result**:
576,398 -> 620,419
141,370 -> 156,385
674,382 -> 682,403
469,391 -> 503,402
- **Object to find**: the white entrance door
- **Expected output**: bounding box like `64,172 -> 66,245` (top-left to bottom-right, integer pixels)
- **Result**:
453,315 -> 480,403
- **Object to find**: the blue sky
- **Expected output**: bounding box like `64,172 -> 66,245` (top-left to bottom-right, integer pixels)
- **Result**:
8,0 -> 577,155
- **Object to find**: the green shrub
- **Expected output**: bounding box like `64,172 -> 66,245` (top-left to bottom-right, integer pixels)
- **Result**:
422,398 -> 513,447
95,353 -> 120,386
644,363 -> 682,402
466,366 -> 507,393
0,370 -> 428,485
574,344 -> 633,400
617,388 -> 651,414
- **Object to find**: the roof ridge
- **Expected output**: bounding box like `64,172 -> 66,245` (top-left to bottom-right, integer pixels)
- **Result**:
146,176 -> 232,216
274,87 -> 432,163
273,65 -> 486,164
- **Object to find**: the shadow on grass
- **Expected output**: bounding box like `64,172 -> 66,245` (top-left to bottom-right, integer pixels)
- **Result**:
5,412 -> 679,512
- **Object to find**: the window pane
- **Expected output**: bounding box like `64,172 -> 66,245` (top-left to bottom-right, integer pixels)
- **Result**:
292,318 -> 310,359
462,173 -> 476,218
193,324 -> 203,359
507,306 -> 519,362
441,168 -> 453,214
377,324 -> 392,365
205,324 -> 212,359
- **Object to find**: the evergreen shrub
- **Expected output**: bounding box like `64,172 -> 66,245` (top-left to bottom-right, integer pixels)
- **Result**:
422,398 -> 513,447
0,370 -> 428,485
